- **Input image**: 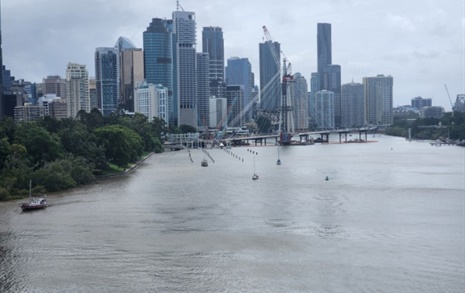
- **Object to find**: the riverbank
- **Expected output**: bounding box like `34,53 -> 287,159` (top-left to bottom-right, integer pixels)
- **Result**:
96,152 -> 155,179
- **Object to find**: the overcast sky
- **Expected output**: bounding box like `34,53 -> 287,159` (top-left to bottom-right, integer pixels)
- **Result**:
2,0 -> 464,110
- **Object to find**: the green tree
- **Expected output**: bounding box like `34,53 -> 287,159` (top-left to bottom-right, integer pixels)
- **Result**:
32,160 -> 77,192
94,125 -> 143,167
14,123 -> 63,167
179,124 -> 197,133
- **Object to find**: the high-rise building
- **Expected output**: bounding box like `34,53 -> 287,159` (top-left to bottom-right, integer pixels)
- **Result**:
290,73 -> 308,131
316,23 -> 341,128
134,81 -> 169,123
119,48 -> 144,112
209,96 -> 227,129
363,74 -> 393,125
65,63 -> 89,118
42,75 -> 66,99
317,23 -> 331,73
259,41 -> 280,112
95,47 -> 119,116
341,81 -> 364,127
202,26 -> 224,81
115,36 -> 143,112
322,64 -> 341,125
143,18 -> 174,125
173,10 -> 197,128
225,85 -> 244,127
315,90 -> 335,129
89,78 -> 98,110
197,52 -> 210,129
226,57 -> 255,121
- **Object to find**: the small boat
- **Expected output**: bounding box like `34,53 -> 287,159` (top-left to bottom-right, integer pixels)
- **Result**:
20,198 -> 47,211
252,154 -> 259,180
20,180 -> 47,211
201,159 -> 208,167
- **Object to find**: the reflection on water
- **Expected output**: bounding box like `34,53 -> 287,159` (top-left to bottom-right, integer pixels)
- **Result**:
0,135 -> 463,292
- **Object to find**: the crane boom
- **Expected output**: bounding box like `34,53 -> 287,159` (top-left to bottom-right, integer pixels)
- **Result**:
444,84 -> 454,110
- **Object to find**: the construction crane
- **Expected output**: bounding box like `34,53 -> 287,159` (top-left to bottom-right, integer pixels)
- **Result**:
262,25 -> 294,144
444,84 -> 455,113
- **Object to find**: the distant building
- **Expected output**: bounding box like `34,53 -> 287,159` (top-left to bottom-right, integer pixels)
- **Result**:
363,74 -> 393,125
65,63 -> 90,118
42,75 -> 66,99
226,57 -> 254,117
197,52 -> 210,130
225,85 -> 244,127
420,106 -> 444,118
209,96 -> 227,129
259,40 -> 280,112
202,26 -> 224,81
411,96 -> 432,109
134,81 -> 169,123
314,90 -> 335,129
173,10 -> 197,128
88,78 -> 98,110
119,47 -> 143,112
14,104 -> 44,123
95,47 -> 119,116
317,23 -> 332,74
317,23 -> 341,127
290,73 -> 309,131
341,81 -> 364,127
143,18 -> 174,126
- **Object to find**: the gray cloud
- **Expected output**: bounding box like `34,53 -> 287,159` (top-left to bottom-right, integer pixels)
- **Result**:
2,0 -> 463,110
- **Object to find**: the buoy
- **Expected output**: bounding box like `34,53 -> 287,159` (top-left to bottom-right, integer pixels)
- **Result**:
325,176 -> 329,181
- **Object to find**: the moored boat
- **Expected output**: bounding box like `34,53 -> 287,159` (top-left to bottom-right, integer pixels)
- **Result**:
20,198 -> 47,211
201,159 -> 208,167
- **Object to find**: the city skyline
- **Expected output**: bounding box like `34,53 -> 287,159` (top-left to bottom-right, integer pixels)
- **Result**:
2,0 -> 463,111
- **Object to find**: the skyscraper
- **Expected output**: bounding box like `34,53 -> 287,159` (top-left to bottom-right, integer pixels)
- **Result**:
202,27 -> 224,81
226,57 -> 254,119
341,81 -> 364,127
95,47 -> 119,116
316,23 -> 342,127
173,10 -> 197,128
116,36 -> 143,112
65,63 -> 90,118
317,23 -> 331,73
363,74 -> 393,125
143,18 -> 174,125
120,48 -> 143,112
259,41 -> 280,112
315,90 -> 335,129
196,52 -> 210,129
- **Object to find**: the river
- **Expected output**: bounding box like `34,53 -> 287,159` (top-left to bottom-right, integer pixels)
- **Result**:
0,135 -> 464,292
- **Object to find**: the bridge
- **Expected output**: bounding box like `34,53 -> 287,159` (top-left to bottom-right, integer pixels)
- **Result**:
221,126 -> 379,147
164,127 -> 379,149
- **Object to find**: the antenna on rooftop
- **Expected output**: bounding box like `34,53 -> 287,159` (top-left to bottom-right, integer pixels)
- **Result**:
176,0 -> 184,11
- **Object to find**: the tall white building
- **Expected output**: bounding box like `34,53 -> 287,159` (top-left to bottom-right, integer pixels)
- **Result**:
65,63 -> 90,118
173,10 -> 197,128
134,81 -> 169,122
363,75 -> 393,125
